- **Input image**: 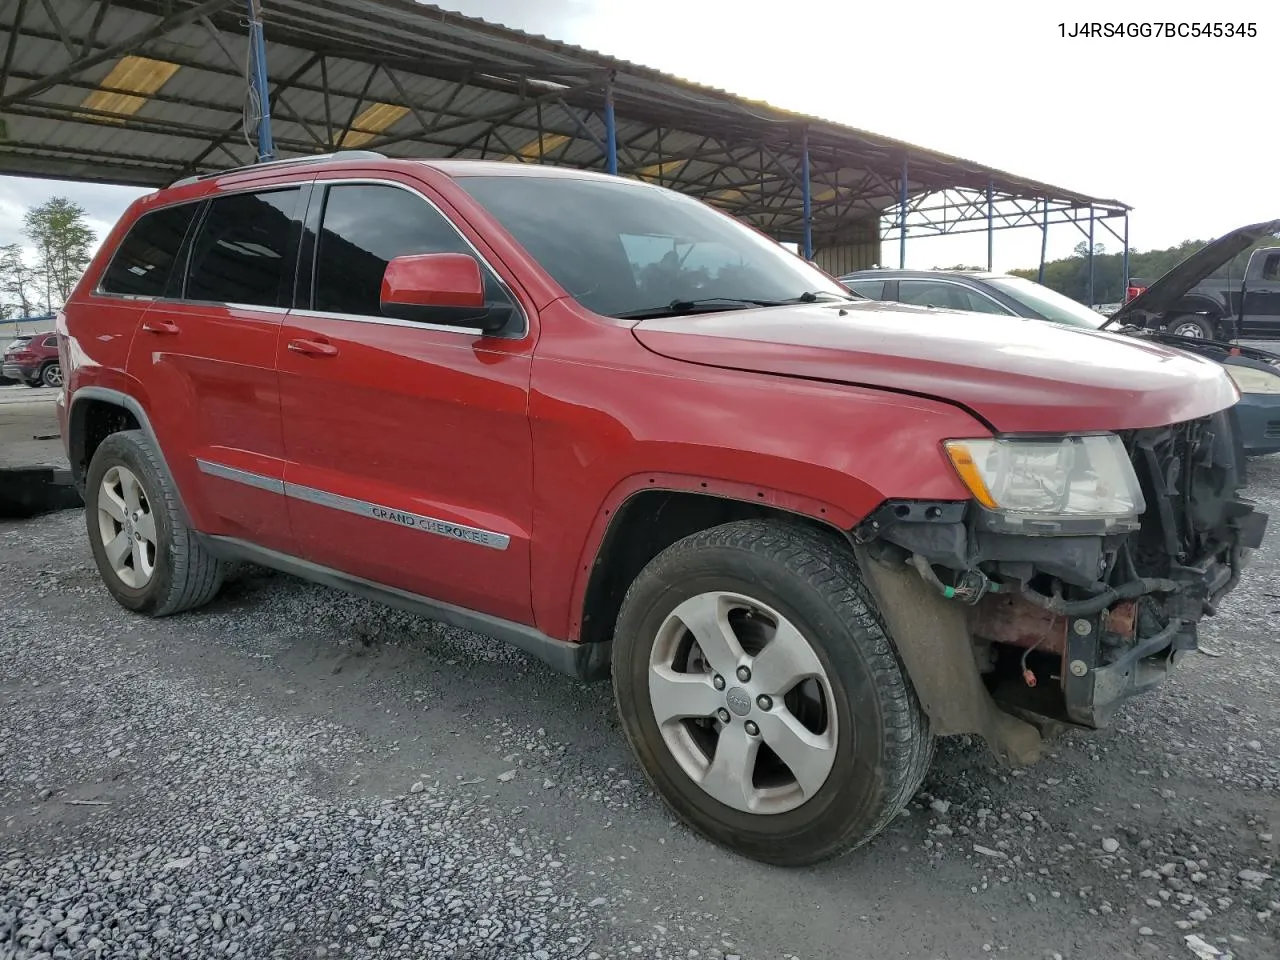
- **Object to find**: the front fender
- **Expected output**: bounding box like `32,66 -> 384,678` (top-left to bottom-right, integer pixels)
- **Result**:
526,302 -> 988,642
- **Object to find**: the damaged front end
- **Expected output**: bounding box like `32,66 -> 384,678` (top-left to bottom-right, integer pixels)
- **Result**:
856,409 -> 1267,732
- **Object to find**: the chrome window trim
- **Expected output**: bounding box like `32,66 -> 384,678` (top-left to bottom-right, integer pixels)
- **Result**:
290,308 -> 492,336
306,177 -> 530,340
91,177 -> 531,338
94,183 -> 305,303
194,456 -> 510,551
154,301 -> 291,315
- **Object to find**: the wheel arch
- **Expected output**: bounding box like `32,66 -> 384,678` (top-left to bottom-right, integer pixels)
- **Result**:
572,474 -> 861,650
68,387 -> 188,522
1168,295 -> 1228,324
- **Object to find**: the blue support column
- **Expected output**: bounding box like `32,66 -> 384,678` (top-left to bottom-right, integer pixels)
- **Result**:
898,156 -> 908,268
1122,212 -> 1130,293
801,127 -> 812,260
1038,199 -> 1048,283
245,0 -> 274,162
603,80 -> 618,176
1087,206 -> 1095,307
986,178 -> 994,271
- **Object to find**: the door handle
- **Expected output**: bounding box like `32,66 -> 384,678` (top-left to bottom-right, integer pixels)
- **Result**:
141,318 -> 180,335
287,338 -> 339,357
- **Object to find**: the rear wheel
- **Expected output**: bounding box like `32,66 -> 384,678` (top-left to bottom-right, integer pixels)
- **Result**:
612,519 -> 933,866
1168,314 -> 1215,339
85,430 -> 225,616
40,362 -> 62,388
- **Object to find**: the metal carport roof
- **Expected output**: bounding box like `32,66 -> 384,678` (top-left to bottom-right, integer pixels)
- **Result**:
1,0 -> 1130,268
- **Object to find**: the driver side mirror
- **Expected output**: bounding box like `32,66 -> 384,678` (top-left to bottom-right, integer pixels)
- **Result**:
380,252 -> 511,332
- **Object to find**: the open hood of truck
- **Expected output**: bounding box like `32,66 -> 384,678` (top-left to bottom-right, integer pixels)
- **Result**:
632,300 -> 1238,434
1107,218 -> 1280,326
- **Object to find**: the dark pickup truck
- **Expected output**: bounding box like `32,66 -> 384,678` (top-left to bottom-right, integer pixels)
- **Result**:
1127,235 -> 1280,340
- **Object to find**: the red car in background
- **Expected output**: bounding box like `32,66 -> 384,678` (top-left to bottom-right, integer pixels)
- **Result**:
2,332 -> 62,388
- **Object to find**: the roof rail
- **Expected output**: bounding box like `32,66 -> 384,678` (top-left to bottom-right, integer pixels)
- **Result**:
168,150 -> 388,188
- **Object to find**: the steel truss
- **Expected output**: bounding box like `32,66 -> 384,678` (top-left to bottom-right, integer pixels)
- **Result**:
1,0 -> 1129,284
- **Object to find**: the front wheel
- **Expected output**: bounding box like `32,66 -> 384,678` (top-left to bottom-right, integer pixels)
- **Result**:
612,519 -> 933,866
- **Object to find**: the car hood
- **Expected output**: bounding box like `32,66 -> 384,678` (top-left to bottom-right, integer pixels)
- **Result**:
631,300 -> 1238,434
1107,218 -> 1280,325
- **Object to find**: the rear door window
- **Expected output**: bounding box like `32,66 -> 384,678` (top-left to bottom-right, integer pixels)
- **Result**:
100,202 -> 200,298
184,188 -> 302,307
899,279 -> 1006,314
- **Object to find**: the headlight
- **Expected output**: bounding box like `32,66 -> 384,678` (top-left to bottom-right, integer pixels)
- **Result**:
1225,365 -> 1280,395
944,434 -> 1146,524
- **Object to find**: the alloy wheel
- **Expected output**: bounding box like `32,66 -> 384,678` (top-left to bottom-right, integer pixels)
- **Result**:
647,590 -> 838,814
96,465 -> 157,588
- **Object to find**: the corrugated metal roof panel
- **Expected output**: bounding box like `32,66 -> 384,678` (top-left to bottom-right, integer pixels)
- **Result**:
1,0 -> 1127,231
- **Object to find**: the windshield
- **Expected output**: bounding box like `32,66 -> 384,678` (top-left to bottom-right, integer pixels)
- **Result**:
456,175 -> 852,318
985,276 -> 1105,329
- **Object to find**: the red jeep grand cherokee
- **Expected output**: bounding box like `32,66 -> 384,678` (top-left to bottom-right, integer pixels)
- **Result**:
3,332 -> 62,388
58,153 -> 1266,865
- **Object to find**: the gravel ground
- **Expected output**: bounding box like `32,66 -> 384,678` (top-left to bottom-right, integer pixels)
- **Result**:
1,457 -> 1278,960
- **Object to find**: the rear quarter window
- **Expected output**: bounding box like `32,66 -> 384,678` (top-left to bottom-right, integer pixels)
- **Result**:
100,202 -> 200,298
846,279 -> 885,299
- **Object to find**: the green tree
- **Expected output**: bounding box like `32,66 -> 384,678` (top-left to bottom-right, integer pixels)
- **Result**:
23,198 -> 95,310
1012,232 -> 1280,305
0,243 -> 38,318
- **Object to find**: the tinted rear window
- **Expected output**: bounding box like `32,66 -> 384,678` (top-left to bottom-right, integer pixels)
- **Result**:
185,188 -> 301,307
100,202 -> 199,297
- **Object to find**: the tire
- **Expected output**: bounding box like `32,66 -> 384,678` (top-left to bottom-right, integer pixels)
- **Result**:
84,429 -> 225,616
612,519 -> 933,866
39,362 -> 62,388
1168,314 -> 1215,340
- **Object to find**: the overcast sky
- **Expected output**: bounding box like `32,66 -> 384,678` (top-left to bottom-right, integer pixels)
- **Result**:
2,0 -> 1275,273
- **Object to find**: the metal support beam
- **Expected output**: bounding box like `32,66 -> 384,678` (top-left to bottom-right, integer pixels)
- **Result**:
1038,199 -> 1048,283
244,0 -> 274,161
320,56 -> 333,146
603,78 -> 618,175
0,0 -> 234,110
899,156 -> 908,268
986,177 -> 994,271
535,100 -> 544,162
1087,206 -> 1095,307
801,127 -> 813,260
1,0 -> 29,94
37,0 -> 78,59
1122,214 -> 1130,297
82,0 -> 113,58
